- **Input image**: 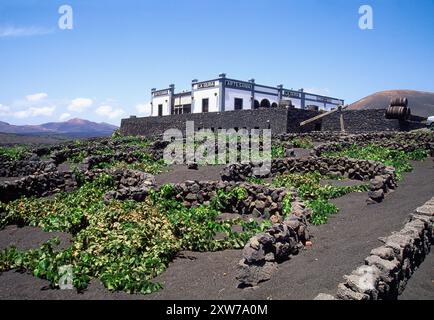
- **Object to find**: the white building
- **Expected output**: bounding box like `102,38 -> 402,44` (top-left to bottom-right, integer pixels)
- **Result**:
149,74 -> 344,117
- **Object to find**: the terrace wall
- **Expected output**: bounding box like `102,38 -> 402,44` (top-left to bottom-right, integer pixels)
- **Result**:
321,109 -> 426,133
120,107 -> 319,137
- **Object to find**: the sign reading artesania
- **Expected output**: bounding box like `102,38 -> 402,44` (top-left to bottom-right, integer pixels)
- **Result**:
316,96 -> 333,103
197,81 -> 216,89
153,89 -> 170,97
281,90 -> 301,98
225,80 -> 252,90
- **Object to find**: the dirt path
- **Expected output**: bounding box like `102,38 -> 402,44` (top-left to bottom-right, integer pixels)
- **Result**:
145,158 -> 434,300
0,225 -> 72,251
399,250 -> 434,300
155,164 -> 225,186
0,159 -> 432,299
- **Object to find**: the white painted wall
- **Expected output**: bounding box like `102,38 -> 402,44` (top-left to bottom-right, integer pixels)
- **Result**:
254,85 -> 279,95
192,87 -> 220,113
151,94 -> 172,116
173,95 -> 192,106
224,88 -> 252,111
254,93 -> 279,106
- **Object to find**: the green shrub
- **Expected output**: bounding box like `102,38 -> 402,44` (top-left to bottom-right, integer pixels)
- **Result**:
272,172 -> 368,224
0,146 -> 28,161
292,137 -> 313,149
0,175 -> 267,295
306,199 -> 338,225
323,144 -> 428,179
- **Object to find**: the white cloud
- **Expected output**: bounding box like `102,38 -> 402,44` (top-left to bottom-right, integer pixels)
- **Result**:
95,105 -> 124,119
0,26 -> 54,38
59,113 -> 71,121
26,93 -> 48,102
67,98 -> 93,112
13,106 -> 56,119
135,102 -> 151,116
304,87 -> 330,96
0,104 -> 10,116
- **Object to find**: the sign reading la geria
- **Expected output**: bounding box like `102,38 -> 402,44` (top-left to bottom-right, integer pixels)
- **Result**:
197,81 -> 216,89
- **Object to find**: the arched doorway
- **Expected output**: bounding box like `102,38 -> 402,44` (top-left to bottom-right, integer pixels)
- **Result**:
271,102 -> 278,108
260,99 -> 271,108
254,100 -> 260,109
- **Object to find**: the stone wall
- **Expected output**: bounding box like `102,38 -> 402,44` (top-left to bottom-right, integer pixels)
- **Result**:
325,196 -> 434,300
121,108 -> 426,137
105,178 -> 295,219
276,130 -> 433,145
120,107 -> 319,137
221,157 -> 397,203
0,168 -> 155,203
0,160 -> 57,177
321,109 -> 426,133
0,171 -> 76,202
237,200 -> 311,286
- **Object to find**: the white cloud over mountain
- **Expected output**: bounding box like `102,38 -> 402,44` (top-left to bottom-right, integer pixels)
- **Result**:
135,102 -> 151,116
1,93 -> 126,125
0,104 -> 10,116
13,106 -> 56,118
59,112 -> 72,121
67,98 -> 94,112
95,105 -> 125,119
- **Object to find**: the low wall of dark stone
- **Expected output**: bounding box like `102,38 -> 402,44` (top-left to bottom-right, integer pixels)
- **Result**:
0,168 -> 156,203
221,157 -> 397,203
105,178 -> 295,219
274,131 -> 434,155
0,160 -> 57,177
120,107 -> 320,137
276,130 -> 433,144
327,196 -> 433,300
321,109 -> 426,133
0,171 -> 76,202
237,200 -> 312,286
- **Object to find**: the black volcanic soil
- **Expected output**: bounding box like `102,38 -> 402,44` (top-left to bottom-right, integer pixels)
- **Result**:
155,164 -> 225,186
0,159 -> 432,300
399,250 -> 434,300
0,225 -> 72,252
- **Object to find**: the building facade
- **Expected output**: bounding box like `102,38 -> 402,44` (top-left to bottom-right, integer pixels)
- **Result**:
149,73 -> 344,117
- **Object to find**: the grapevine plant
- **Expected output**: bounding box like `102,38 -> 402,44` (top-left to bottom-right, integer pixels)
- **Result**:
323,144 -> 428,179
0,146 -> 29,161
272,172 -> 369,225
0,174 -> 269,295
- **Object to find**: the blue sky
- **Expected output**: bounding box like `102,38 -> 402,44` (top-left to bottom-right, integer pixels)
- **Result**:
0,0 -> 433,126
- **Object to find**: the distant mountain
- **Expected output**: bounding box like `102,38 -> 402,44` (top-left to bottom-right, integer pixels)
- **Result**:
347,90 -> 434,118
0,118 -> 118,137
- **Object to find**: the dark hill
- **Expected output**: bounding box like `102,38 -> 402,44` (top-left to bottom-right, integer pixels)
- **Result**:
348,90 -> 434,118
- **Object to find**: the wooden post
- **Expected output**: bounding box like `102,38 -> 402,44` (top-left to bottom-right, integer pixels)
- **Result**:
340,113 -> 345,132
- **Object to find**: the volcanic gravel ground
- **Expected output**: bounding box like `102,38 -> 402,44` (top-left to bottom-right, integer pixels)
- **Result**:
155,164 -> 225,186
0,159 -> 433,299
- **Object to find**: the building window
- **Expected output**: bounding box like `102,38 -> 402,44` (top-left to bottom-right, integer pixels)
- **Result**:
202,98 -> 209,113
183,104 -> 191,114
234,98 -> 243,110
158,104 -> 163,116
174,105 -> 183,114
254,100 -> 260,109
260,99 -> 271,108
